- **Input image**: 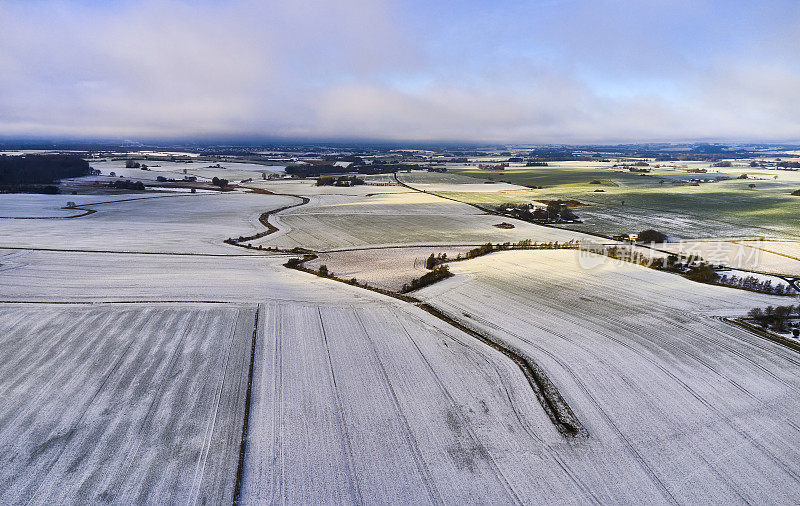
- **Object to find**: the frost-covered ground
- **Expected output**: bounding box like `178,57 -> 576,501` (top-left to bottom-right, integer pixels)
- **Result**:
0,303 -> 255,504
660,240 -> 800,276
250,179 -> 591,251
89,159 -> 284,183
304,246 -> 476,291
0,191 -> 295,254
415,250 -> 800,502
4,172 -> 800,504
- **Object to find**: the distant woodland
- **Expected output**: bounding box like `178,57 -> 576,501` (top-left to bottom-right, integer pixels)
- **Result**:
0,154 -> 93,193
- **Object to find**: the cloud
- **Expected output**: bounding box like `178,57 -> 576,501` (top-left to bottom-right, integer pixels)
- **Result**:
0,0 -> 798,143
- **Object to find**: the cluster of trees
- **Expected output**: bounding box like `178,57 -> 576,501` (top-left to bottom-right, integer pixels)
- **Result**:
747,305 -> 800,335
401,265 -> 452,293
500,202 -> 578,222
525,161 -> 549,166
211,177 -> 229,188
477,163 -> 508,171
108,180 -> 145,191
316,175 -> 365,186
636,229 -> 668,243
777,161 -> 800,169
791,189 -> 800,196
425,253 -> 448,269
683,263 -> 720,282
718,273 -> 795,295
712,161 -> 733,167
0,155 -> 92,192
125,160 -> 148,169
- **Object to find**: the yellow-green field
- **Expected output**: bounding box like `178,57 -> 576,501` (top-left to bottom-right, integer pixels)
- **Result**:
427,163 -> 800,240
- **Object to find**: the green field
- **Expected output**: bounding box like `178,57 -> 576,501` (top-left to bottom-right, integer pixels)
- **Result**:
434,165 -> 800,240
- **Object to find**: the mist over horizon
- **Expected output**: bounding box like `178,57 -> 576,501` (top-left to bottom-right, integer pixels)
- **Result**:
1,0 -> 799,143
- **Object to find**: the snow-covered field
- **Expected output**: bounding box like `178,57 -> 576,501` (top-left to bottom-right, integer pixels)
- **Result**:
252,180 -> 591,251
0,191 -> 295,254
89,158 -> 284,183
241,298 -> 607,503
0,303 -> 255,504
304,246 -> 476,291
4,166 -> 800,503
414,249 -> 800,502
661,240 -> 800,276
0,249 -> 385,305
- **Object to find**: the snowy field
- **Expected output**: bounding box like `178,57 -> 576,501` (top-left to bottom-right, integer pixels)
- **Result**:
0,303 -> 255,504
0,249 -> 385,305
414,249 -> 800,502
89,159 -> 285,183
241,299 -> 600,503
251,180 -> 591,251
304,246 -> 476,291
0,191 -> 295,254
661,240 -> 800,276
5,164 -> 800,503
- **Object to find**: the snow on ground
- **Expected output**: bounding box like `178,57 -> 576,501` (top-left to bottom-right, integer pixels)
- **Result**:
0,193 -> 149,218
252,180 -> 592,251
304,246 -> 476,291
414,249 -> 800,502
241,299 -> 606,504
661,240 -> 800,276
0,250 -> 383,305
89,159 -> 284,182
0,303 -> 255,504
0,191 -> 295,254
5,176 -> 800,503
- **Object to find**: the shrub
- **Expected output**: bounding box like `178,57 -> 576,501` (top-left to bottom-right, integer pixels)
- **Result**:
637,229 -> 668,243
212,177 -> 229,188
685,263 -> 719,283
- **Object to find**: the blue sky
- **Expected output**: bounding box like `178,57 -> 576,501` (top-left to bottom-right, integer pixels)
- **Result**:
0,0 -> 798,142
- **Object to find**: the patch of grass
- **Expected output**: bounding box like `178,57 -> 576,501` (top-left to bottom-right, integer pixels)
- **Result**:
440,168 -> 800,239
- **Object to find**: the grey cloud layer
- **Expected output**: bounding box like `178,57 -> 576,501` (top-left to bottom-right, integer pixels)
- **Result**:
0,0 -> 798,142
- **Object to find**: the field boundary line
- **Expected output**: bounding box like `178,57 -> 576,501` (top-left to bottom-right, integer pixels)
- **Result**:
722,317 -> 800,354
0,246 -> 274,257
233,305 -> 261,504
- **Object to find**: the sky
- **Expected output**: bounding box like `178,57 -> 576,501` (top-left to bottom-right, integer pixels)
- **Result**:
0,0 -> 799,143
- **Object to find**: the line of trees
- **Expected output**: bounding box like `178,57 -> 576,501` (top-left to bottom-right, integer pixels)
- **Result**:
718,273 -> 795,295
401,265 -> 452,293
316,175 -> 365,186
109,180 -> 145,190
579,244 -> 795,296
424,239 -> 578,269
747,304 -> 800,335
